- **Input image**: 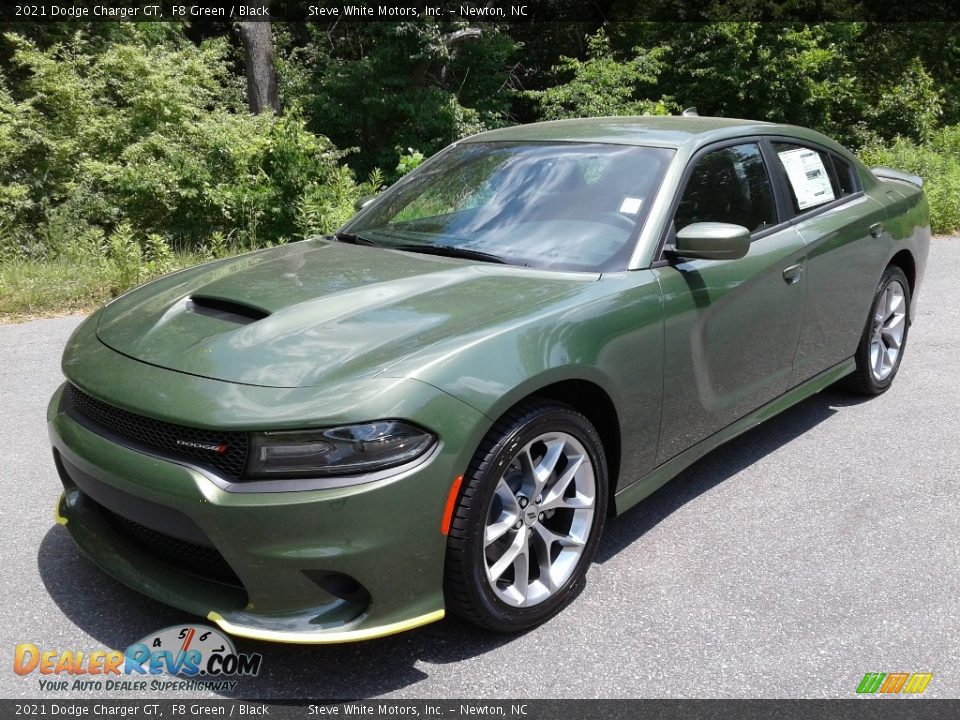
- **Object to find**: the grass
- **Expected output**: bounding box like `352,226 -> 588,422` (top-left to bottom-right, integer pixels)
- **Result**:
1,257 -> 111,318
0,251 -> 221,322
3,235 -> 956,324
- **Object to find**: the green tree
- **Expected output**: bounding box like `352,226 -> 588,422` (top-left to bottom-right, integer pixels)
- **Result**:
275,22 -> 517,176
0,25 -> 362,258
527,29 -> 675,119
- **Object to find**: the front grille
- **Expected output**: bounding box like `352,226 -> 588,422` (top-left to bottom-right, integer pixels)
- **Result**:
66,384 -> 249,479
100,503 -> 243,587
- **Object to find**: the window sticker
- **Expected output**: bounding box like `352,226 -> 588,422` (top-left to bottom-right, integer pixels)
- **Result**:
778,147 -> 836,210
618,197 -> 644,215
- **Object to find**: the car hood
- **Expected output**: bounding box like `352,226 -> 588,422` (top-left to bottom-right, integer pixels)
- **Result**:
96,239 -> 596,388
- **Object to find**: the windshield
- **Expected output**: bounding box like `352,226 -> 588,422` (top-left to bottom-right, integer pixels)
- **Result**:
343,141 -> 675,272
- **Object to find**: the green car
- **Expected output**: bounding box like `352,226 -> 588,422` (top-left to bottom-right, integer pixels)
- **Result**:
49,116 -> 929,642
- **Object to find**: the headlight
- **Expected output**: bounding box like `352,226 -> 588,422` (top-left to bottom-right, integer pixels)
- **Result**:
246,421 -> 436,478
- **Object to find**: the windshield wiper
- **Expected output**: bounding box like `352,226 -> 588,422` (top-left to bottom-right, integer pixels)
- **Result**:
388,243 -> 506,264
332,232 -> 379,247
335,233 -> 507,264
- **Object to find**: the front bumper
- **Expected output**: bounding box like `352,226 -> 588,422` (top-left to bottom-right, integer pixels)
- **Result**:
48,374 -> 486,643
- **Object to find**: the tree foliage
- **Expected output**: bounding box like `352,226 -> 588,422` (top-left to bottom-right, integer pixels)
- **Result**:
860,126 -> 960,233
528,30 -> 675,119
0,25 -> 366,261
1,17 -> 958,268
543,22 -> 949,148
275,22 -> 517,175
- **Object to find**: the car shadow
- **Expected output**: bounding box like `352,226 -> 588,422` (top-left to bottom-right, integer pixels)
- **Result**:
37,528 -> 514,699
596,387 -> 863,562
37,386 -> 863,699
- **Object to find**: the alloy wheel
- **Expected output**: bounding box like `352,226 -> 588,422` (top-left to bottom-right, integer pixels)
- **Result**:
482,431 -> 596,607
870,279 -> 907,381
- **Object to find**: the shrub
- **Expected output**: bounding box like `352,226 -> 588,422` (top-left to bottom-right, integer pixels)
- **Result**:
860,126 -> 960,235
527,30 -> 675,120
872,59 -> 943,144
0,28 -> 367,259
275,23 -> 516,177
297,166 -> 384,239
143,233 -> 174,275
396,148 -> 425,176
106,223 -> 142,295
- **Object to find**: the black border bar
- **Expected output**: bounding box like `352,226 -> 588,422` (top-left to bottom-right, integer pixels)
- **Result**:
3,0 -> 960,23
5,700 -> 960,720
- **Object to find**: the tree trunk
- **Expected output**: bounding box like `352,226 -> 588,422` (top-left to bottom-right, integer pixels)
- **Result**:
410,25 -> 482,87
238,1 -> 279,114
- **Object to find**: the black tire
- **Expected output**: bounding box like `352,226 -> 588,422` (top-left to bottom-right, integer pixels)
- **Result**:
444,400 -> 608,633
844,265 -> 911,396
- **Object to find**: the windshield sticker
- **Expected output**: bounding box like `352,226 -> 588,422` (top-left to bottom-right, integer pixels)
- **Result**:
778,147 -> 835,210
619,197 -> 644,215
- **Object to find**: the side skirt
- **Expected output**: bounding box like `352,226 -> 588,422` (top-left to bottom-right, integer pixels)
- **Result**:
612,357 -> 855,515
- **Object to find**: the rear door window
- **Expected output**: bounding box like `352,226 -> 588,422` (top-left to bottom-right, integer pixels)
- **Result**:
771,142 -> 844,213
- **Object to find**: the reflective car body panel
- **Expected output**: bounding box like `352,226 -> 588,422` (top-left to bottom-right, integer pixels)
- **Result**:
790,192 -> 890,384
95,241 -> 595,389
654,223 -> 807,462
48,116 -> 931,642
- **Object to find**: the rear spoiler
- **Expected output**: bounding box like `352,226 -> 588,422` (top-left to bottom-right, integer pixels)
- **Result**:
871,166 -> 924,188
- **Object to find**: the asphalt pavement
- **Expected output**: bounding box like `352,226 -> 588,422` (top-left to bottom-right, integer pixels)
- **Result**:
2,239 -> 959,700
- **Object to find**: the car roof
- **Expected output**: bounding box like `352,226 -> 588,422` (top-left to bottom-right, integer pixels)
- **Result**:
462,116 -> 846,154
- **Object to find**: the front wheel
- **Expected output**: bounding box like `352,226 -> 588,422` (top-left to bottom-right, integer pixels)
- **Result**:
444,401 -> 608,632
845,265 -> 911,395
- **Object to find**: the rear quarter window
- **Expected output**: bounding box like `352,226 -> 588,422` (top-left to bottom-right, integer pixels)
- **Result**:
830,154 -> 859,197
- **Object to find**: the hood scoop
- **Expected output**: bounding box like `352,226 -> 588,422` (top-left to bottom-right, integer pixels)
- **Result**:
186,295 -> 270,325
95,240 -> 594,388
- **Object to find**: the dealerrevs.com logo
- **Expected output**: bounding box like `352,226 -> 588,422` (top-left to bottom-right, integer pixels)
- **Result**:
14,625 -> 262,693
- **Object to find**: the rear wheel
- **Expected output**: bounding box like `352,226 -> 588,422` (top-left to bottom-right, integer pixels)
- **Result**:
844,265 -> 911,395
444,401 -> 608,632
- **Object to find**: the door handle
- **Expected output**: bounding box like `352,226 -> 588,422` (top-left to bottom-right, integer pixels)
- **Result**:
783,264 -> 804,285
870,223 -> 883,238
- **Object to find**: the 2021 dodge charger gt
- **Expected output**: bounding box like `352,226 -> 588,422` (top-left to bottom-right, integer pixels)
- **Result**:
49,116 -> 929,642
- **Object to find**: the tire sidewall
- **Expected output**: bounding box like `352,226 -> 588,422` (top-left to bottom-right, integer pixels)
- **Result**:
462,406 -> 608,631
861,266 -> 911,393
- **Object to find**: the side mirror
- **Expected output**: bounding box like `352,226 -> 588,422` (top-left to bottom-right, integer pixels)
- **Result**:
354,195 -> 376,212
673,222 -> 751,261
